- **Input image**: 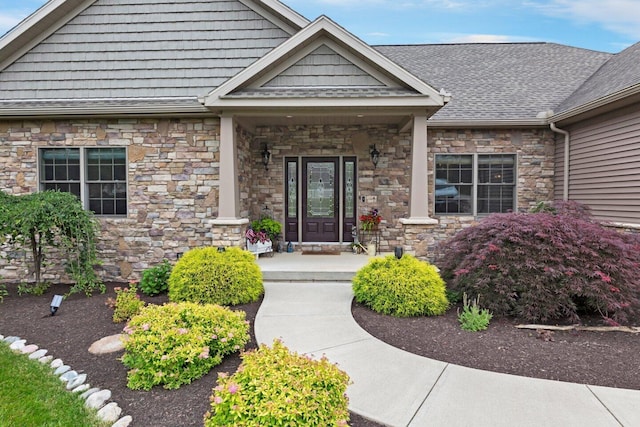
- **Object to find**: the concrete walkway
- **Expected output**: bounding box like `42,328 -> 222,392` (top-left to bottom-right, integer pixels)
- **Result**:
254,281 -> 640,427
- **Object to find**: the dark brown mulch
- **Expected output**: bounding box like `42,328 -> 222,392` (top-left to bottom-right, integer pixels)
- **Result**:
2,283 -> 638,427
0,283 -> 379,427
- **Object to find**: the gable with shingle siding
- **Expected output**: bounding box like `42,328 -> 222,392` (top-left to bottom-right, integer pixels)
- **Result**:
0,0 -> 293,100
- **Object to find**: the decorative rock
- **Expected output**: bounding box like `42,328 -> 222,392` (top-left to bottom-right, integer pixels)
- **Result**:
38,355 -> 53,364
29,349 -> 48,359
3,336 -> 20,344
111,415 -> 133,427
59,370 -> 78,383
72,384 -> 91,394
9,339 -> 26,350
20,344 -> 38,354
80,387 -> 100,399
97,402 -> 122,423
67,373 -> 87,390
88,334 -> 125,354
85,389 -> 111,410
54,365 -> 71,376
50,358 -> 64,369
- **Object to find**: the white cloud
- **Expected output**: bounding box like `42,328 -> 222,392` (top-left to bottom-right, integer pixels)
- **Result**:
525,0 -> 640,39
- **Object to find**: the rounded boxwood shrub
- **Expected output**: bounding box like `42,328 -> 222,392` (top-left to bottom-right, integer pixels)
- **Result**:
168,247 -> 263,305
204,339 -> 350,427
437,208 -> 640,324
352,254 -> 449,317
121,302 -> 250,390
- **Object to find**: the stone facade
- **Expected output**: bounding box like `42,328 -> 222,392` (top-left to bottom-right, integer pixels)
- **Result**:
0,119 -> 557,282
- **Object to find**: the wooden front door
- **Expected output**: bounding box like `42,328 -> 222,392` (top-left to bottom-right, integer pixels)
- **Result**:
302,157 -> 339,242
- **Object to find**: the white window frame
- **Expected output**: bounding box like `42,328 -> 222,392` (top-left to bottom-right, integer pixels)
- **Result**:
38,147 -> 128,216
434,153 -> 517,217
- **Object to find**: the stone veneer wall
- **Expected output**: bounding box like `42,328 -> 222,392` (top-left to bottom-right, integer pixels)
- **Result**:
0,120 -> 557,281
0,118 -> 221,282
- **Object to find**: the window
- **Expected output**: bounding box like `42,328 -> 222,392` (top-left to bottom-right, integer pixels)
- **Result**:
435,154 -> 515,215
39,147 -> 127,215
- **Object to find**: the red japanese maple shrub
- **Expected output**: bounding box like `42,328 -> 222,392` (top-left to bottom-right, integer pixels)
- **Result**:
437,208 -> 640,324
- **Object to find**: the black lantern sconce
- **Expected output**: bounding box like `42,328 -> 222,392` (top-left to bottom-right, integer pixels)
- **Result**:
50,294 -> 63,316
261,143 -> 271,171
369,144 -> 380,169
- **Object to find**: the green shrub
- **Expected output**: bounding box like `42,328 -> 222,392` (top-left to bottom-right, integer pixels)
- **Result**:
168,247 -> 263,306
17,281 -> 50,296
437,206 -> 640,324
140,259 -> 172,296
0,284 -> 7,303
352,254 -> 449,317
250,218 -> 282,241
205,339 -> 350,427
122,302 -> 249,390
111,283 -> 145,323
457,293 -> 492,332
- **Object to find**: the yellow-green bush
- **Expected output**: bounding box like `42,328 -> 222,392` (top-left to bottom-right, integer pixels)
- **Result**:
168,247 -> 263,305
121,302 -> 249,390
204,340 -> 350,427
353,254 -> 449,317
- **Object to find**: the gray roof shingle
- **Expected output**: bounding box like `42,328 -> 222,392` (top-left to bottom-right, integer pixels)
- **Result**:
375,43 -> 612,121
556,41 -> 640,113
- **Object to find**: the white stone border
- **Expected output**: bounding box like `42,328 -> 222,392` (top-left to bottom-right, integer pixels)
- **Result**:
0,334 -> 132,427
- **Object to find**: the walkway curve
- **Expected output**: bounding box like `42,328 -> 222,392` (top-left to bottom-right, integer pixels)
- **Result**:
255,281 -> 640,427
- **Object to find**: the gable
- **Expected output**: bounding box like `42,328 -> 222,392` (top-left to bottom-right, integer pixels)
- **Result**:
0,0 -> 306,102
262,45 -> 385,88
203,16 -> 446,110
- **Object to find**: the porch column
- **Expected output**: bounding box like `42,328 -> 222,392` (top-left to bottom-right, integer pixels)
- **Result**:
400,114 -> 437,259
404,114 -> 437,223
211,114 -> 248,248
217,114 -> 241,219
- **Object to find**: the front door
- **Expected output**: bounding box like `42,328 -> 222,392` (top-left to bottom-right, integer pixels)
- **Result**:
302,157 -> 339,242
285,156 -> 357,243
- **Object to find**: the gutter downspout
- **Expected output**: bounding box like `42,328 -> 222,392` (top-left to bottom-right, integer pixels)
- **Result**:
550,122 -> 570,201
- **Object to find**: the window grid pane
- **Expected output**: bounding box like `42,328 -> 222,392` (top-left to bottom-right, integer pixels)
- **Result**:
39,148 -> 81,199
435,154 -> 473,214
477,154 -> 516,214
86,148 -> 127,215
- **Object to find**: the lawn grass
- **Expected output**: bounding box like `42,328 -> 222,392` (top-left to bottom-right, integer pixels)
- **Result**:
0,342 -> 109,427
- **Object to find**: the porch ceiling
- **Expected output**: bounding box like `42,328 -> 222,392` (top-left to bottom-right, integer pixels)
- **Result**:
234,111 -> 417,131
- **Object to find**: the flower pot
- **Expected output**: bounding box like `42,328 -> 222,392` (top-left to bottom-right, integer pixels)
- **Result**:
247,240 -> 273,257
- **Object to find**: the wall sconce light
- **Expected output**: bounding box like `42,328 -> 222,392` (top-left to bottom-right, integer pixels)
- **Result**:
369,144 -> 380,169
261,143 -> 271,171
50,294 -> 63,316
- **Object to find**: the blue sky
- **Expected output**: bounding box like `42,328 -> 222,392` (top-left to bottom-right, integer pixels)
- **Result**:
2,0 -> 639,53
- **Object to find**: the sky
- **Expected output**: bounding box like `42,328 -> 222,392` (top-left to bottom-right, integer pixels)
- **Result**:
1,0 -> 639,53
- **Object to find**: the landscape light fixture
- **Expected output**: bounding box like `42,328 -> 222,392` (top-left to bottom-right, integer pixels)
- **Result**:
369,144 -> 380,169
261,143 -> 271,170
50,294 -> 63,316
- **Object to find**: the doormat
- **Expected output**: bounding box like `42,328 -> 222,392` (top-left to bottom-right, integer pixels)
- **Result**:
301,250 -> 341,255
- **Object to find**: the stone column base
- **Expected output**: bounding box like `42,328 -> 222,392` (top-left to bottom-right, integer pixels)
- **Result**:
210,218 -> 249,248
399,217 -> 439,261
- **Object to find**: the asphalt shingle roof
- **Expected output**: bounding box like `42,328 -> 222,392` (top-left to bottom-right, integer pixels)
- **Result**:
375,43 -> 613,121
556,41 -> 640,113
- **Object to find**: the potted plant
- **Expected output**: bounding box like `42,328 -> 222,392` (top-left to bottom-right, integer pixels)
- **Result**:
250,218 -> 282,242
359,208 -> 382,231
245,227 -> 272,256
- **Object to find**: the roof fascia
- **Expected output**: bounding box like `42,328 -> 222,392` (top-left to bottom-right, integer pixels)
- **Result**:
207,97 -> 443,109
427,119 -> 548,128
0,0 -> 96,72
203,16 -> 445,107
551,83 -> 640,124
240,0 -> 309,34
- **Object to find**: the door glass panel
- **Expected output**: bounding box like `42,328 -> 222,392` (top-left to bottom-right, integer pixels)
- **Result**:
344,161 -> 355,218
307,162 -> 335,218
287,161 -> 297,218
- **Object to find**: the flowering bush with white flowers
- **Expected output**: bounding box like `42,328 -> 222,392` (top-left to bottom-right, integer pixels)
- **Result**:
121,302 -> 249,390
205,339 -> 350,426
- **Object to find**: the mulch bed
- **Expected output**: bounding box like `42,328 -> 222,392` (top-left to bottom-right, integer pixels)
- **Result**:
1,282 -> 638,427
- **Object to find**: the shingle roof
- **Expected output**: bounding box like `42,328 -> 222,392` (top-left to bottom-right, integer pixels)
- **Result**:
226,87 -> 419,98
375,43 -> 612,122
556,42 -> 640,113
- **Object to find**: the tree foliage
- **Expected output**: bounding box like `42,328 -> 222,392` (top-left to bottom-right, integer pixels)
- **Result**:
0,190 -> 103,295
437,204 -> 640,325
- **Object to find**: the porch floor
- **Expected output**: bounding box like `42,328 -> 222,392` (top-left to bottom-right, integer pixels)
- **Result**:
256,251 -> 384,282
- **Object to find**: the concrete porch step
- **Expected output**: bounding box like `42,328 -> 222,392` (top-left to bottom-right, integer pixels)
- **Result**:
256,252 -> 376,282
